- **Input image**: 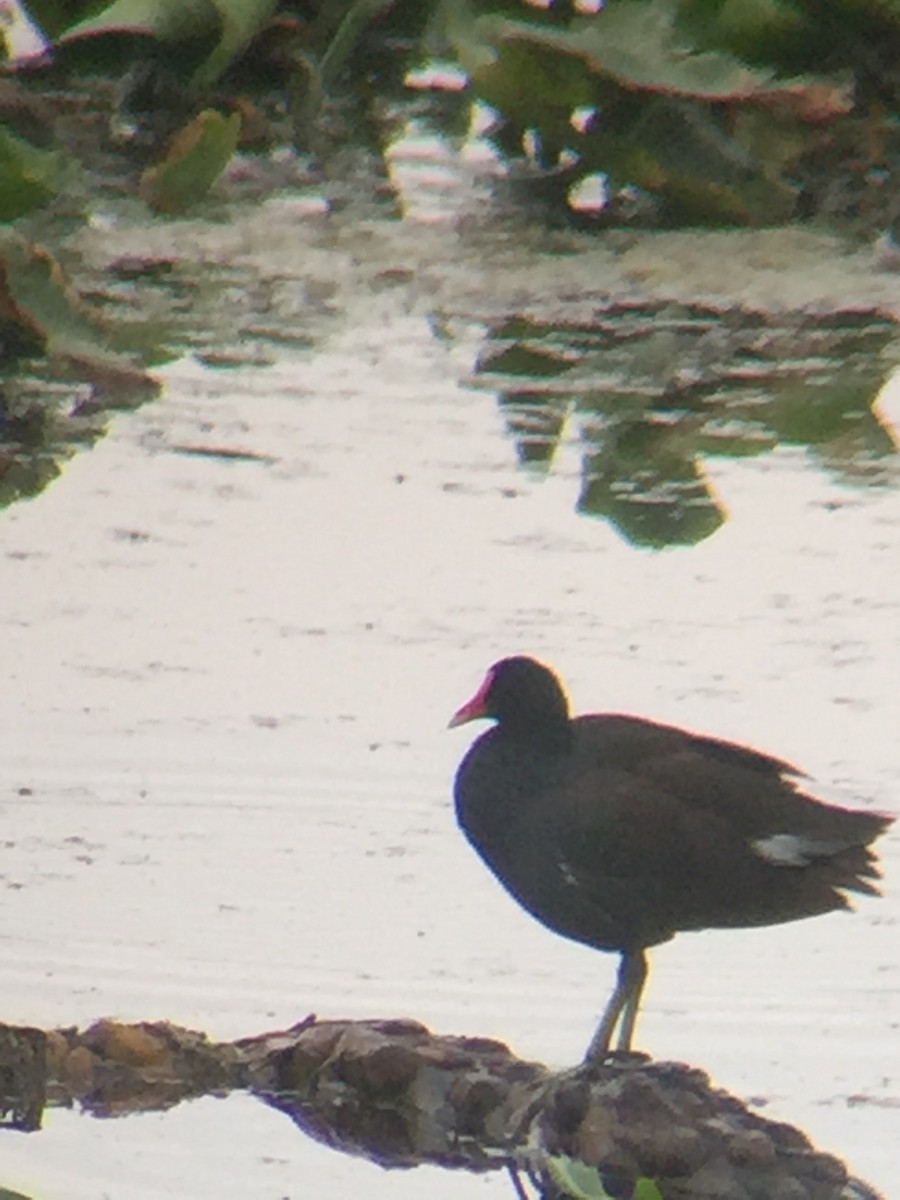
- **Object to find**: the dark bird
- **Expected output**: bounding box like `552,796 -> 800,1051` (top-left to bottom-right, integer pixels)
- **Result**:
449,656 -> 893,1058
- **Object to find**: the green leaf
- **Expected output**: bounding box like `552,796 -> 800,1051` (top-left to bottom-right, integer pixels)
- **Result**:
676,0 -> 807,66
633,1179 -> 664,1200
0,126 -> 65,221
547,1157 -> 663,1200
446,0 -> 843,222
0,228 -> 152,385
58,0 -> 216,55
189,0 -> 279,90
54,0 -> 277,91
546,1156 -> 617,1200
20,0 -> 107,41
139,107 -> 241,213
317,0 -> 398,88
471,1 -> 850,109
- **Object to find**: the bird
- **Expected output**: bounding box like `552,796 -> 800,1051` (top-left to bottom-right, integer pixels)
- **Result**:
449,655 -> 893,1059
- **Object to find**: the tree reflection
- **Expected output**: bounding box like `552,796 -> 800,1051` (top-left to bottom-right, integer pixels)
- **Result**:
475,303 -> 900,548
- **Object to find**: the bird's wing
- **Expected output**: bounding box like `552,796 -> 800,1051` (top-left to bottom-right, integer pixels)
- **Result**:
575,714 -> 886,846
547,760 -> 732,882
550,717 -> 890,932
540,763 -> 751,943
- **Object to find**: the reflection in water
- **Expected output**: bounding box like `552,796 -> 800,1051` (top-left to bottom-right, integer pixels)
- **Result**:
0,364 -> 158,510
0,1025 -> 44,1133
473,304 -> 900,548
1,1017 -> 885,1200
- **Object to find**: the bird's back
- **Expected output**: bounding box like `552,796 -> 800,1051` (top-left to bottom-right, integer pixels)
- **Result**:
454,713 -> 892,953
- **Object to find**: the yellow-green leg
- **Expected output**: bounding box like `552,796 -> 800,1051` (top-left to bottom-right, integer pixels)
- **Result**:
583,949 -> 649,1061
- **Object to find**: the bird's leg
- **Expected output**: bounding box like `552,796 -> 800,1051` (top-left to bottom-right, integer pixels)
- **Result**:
614,949 -> 648,1052
506,1163 -> 532,1200
583,952 -> 630,1060
583,949 -> 649,1061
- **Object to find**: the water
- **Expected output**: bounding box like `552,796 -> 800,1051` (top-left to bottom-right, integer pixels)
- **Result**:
2,130 -> 899,1197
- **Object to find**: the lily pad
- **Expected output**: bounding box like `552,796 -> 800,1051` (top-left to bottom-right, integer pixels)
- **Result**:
139,107 -> 242,213
466,1 -> 852,111
445,0 -> 854,223
0,126 -> 66,221
51,0 -> 278,91
0,228 -> 154,388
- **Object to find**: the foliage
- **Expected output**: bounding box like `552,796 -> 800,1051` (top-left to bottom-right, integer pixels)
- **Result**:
476,304 -> 900,548
3,0 -> 899,226
0,228 -> 159,385
0,228 -> 163,507
0,126 -> 67,221
23,0 -> 280,91
547,1155 -> 664,1200
139,107 -> 242,212
0,0 -> 894,462
438,0 -> 873,224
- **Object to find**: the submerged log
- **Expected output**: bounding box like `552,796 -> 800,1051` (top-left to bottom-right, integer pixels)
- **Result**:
237,1018 -> 882,1200
2,1017 -> 884,1200
0,1024 -> 45,1132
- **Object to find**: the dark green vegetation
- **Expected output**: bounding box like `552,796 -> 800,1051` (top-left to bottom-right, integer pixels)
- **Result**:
548,1157 -> 663,1200
7,0 -> 900,225
2,1 -> 900,526
440,0 -> 900,226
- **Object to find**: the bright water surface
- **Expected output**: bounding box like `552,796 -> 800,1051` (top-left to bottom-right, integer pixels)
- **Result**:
1,122 -> 899,1199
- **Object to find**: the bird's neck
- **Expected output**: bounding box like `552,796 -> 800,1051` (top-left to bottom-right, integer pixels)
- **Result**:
504,716 -> 573,757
